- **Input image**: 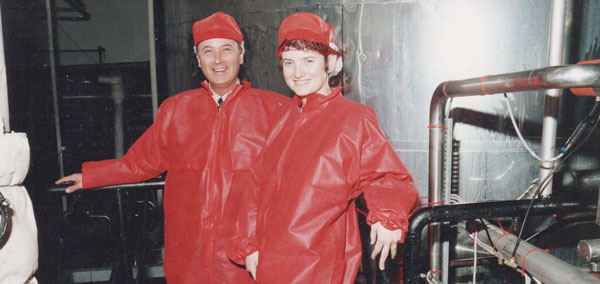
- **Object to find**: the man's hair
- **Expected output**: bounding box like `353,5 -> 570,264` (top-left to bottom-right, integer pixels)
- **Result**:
194,42 -> 245,55
277,39 -> 342,87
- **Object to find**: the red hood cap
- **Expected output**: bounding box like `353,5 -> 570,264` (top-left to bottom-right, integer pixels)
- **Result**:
278,13 -> 335,57
193,12 -> 243,46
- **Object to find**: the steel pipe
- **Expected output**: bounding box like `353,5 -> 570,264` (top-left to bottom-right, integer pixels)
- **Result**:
477,224 -> 599,284
147,0 -> 158,120
538,0 -> 567,196
428,63 -> 600,278
578,239 -> 600,263
403,199 -> 594,283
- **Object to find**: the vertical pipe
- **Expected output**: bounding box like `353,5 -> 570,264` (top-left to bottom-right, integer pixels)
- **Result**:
441,118 -> 453,283
147,0 -> 163,209
112,86 -> 124,159
428,86 -> 448,278
147,0 -> 158,120
0,6 -> 9,132
97,75 -> 130,281
45,0 -> 64,178
98,75 -> 125,158
46,0 -> 68,213
538,0 -> 566,196
115,187 -> 132,282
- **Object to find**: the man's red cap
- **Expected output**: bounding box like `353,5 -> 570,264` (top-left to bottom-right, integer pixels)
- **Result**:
193,12 -> 243,46
277,12 -> 336,57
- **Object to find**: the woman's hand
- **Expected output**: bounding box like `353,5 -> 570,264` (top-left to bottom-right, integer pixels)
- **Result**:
370,221 -> 402,270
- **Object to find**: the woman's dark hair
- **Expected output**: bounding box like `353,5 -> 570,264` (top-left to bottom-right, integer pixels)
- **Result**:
277,39 -> 342,87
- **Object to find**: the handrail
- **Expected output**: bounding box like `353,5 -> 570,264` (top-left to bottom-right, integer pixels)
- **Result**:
48,180 -> 165,194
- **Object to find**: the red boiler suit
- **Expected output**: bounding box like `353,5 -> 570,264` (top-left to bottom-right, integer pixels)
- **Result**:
81,81 -> 293,283
245,87 -> 418,283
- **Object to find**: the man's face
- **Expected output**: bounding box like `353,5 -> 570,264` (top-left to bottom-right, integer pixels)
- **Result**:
196,38 -> 243,95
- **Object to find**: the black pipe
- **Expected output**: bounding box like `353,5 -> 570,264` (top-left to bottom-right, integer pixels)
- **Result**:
403,199 -> 593,283
48,180 -> 165,194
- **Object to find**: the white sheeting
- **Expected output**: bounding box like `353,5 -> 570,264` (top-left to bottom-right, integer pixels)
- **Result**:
0,122 -> 38,284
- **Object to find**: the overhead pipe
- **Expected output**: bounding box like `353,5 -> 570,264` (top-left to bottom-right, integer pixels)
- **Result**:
55,0 -> 91,21
476,223 -> 599,283
428,63 -> 600,277
403,199 -> 594,283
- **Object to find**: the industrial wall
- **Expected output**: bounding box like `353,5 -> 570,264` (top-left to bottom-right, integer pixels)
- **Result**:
163,0 -> 600,199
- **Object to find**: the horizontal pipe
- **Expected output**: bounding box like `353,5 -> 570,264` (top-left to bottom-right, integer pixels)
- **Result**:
429,64 -> 600,202
477,224 -> 599,283
403,199 -> 594,283
436,64 -> 600,100
449,256 -> 496,268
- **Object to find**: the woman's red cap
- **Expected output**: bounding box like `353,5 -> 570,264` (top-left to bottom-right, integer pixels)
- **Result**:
278,13 -> 335,57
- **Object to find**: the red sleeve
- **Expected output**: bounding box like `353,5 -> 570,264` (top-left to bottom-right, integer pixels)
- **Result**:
227,168 -> 260,265
82,108 -> 169,189
358,111 -> 418,239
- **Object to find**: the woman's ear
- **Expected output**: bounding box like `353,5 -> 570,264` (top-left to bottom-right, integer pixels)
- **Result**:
326,55 -> 337,74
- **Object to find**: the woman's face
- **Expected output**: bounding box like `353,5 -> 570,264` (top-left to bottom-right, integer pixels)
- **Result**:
281,49 -> 333,96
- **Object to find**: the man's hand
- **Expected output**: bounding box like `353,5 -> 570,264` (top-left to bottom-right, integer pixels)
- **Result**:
370,221 -> 402,270
246,250 -> 259,280
55,173 -> 83,193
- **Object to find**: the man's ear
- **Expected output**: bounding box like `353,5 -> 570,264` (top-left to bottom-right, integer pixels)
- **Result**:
239,48 -> 245,65
195,45 -> 202,68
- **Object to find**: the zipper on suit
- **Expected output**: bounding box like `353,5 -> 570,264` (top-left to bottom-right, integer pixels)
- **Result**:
217,97 -> 223,114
